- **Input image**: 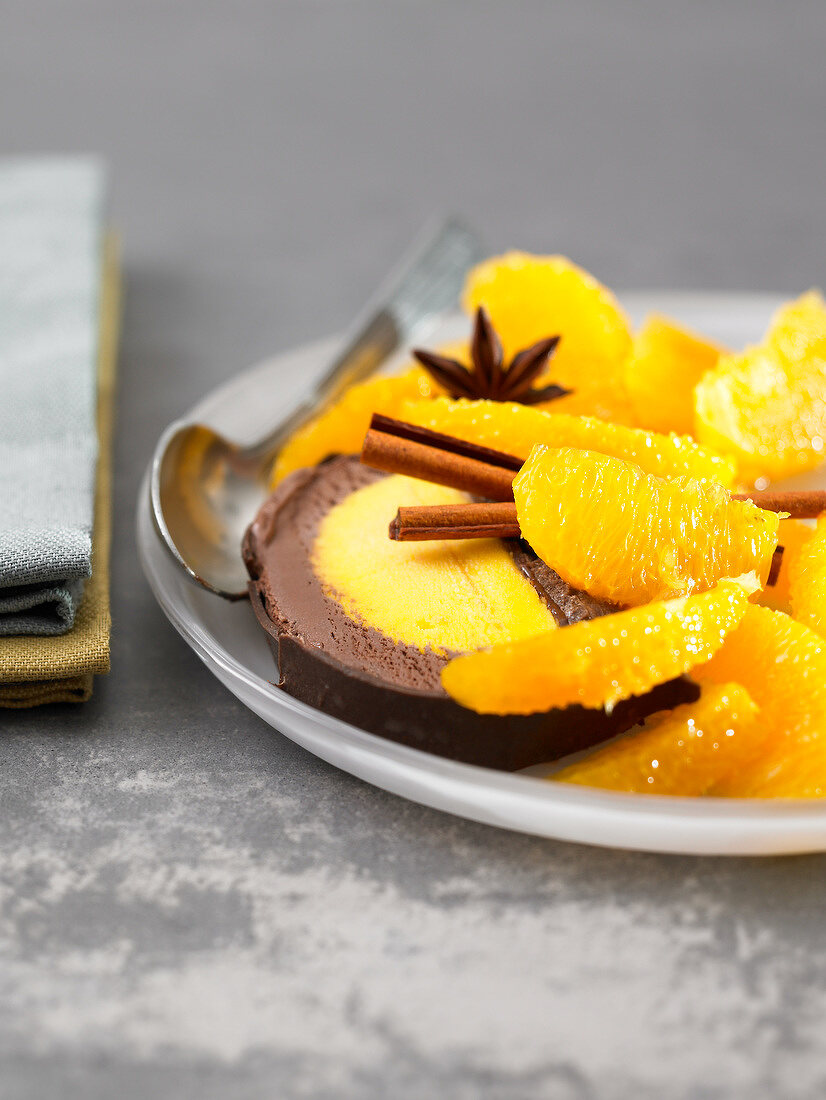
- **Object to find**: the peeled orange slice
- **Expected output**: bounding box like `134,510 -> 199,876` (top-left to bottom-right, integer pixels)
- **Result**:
695,346 -> 826,487
694,291 -> 826,486
542,375 -> 639,427
624,314 -> 722,435
755,518 -> 814,613
441,580 -> 750,714
399,397 -> 737,487
462,252 -> 631,385
788,514 -> 826,637
734,738 -> 826,799
767,289 -> 826,362
271,368 -> 439,485
695,605 -> 826,797
513,446 -> 777,607
554,683 -> 760,795
697,605 -> 826,739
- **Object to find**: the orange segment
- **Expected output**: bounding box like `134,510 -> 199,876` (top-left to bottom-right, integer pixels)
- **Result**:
767,289 -> 826,362
271,367 -> 439,485
696,605 -> 826,738
542,374 -> 639,427
554,683 -> 761,795
424,338 -> 471,365
694,346 -> 826,486
736,739 -> 826,799
624,314 -> 723,435
461,252 -> 632,387
694,605 -> 826,796
694,291 -> 826,486
441,581 -> 750,714
399,397 -> 737,487
755,518 -> 814,613
788,514 -> 826,637
513,447 -> 777,607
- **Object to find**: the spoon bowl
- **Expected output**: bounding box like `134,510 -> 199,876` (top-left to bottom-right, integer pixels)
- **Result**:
151,420 -> 272,599
149,218 -> 485,599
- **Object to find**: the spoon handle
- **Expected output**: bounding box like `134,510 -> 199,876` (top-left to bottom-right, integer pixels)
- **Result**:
246,217 -> 485,465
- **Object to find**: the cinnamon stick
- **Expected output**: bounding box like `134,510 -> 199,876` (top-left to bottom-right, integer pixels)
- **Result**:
361,414 -> 519,500
390,502 -> 520,542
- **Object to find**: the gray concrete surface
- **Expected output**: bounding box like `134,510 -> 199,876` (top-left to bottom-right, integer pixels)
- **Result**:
2,2 -> 826,1097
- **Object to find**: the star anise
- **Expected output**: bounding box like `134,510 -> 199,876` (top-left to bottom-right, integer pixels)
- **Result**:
411,306 -> 571,405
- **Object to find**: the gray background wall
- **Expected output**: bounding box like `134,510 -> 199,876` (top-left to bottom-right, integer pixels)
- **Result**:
2,3 -> 826,1098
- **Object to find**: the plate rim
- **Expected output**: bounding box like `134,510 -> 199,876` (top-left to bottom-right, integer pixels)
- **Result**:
138,291 -> 826,855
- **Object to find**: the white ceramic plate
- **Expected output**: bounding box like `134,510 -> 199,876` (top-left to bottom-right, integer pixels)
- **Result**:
138,293 -> 826,856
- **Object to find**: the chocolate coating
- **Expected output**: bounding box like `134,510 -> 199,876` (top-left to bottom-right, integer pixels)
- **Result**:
243,457 -> 699,771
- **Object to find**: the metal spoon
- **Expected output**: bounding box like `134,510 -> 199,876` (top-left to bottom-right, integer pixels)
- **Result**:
150,218 -> 484,599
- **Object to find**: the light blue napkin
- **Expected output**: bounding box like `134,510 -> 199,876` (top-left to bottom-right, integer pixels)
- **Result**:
0,158 -> 105,636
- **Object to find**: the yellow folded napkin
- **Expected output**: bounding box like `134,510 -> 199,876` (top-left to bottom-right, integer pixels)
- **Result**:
0,240 -> 118,706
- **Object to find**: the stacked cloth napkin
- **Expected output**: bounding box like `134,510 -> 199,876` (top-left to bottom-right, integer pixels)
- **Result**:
0,158 -> 117,706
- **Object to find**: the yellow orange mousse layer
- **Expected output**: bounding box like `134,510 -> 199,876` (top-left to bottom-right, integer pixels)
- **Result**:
312,474 -> 556,656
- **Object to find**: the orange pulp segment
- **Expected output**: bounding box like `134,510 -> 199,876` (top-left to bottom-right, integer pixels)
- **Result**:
754,518 -> 814,613
441,580 -> 750,714
694,605 -> 826,796
398,397 -> 737,487
731,738 -> 826,799
271,367 -> 439,485
767,289 -> 826,362
461,252 -> 632,387
624,314 -> 723,435
788,514 -> 826,637
540,373 -> 639,427
554,683 -> 760,795
694,291 -> 826,486
513,446 -> 777,607
694,346 -> 826,487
